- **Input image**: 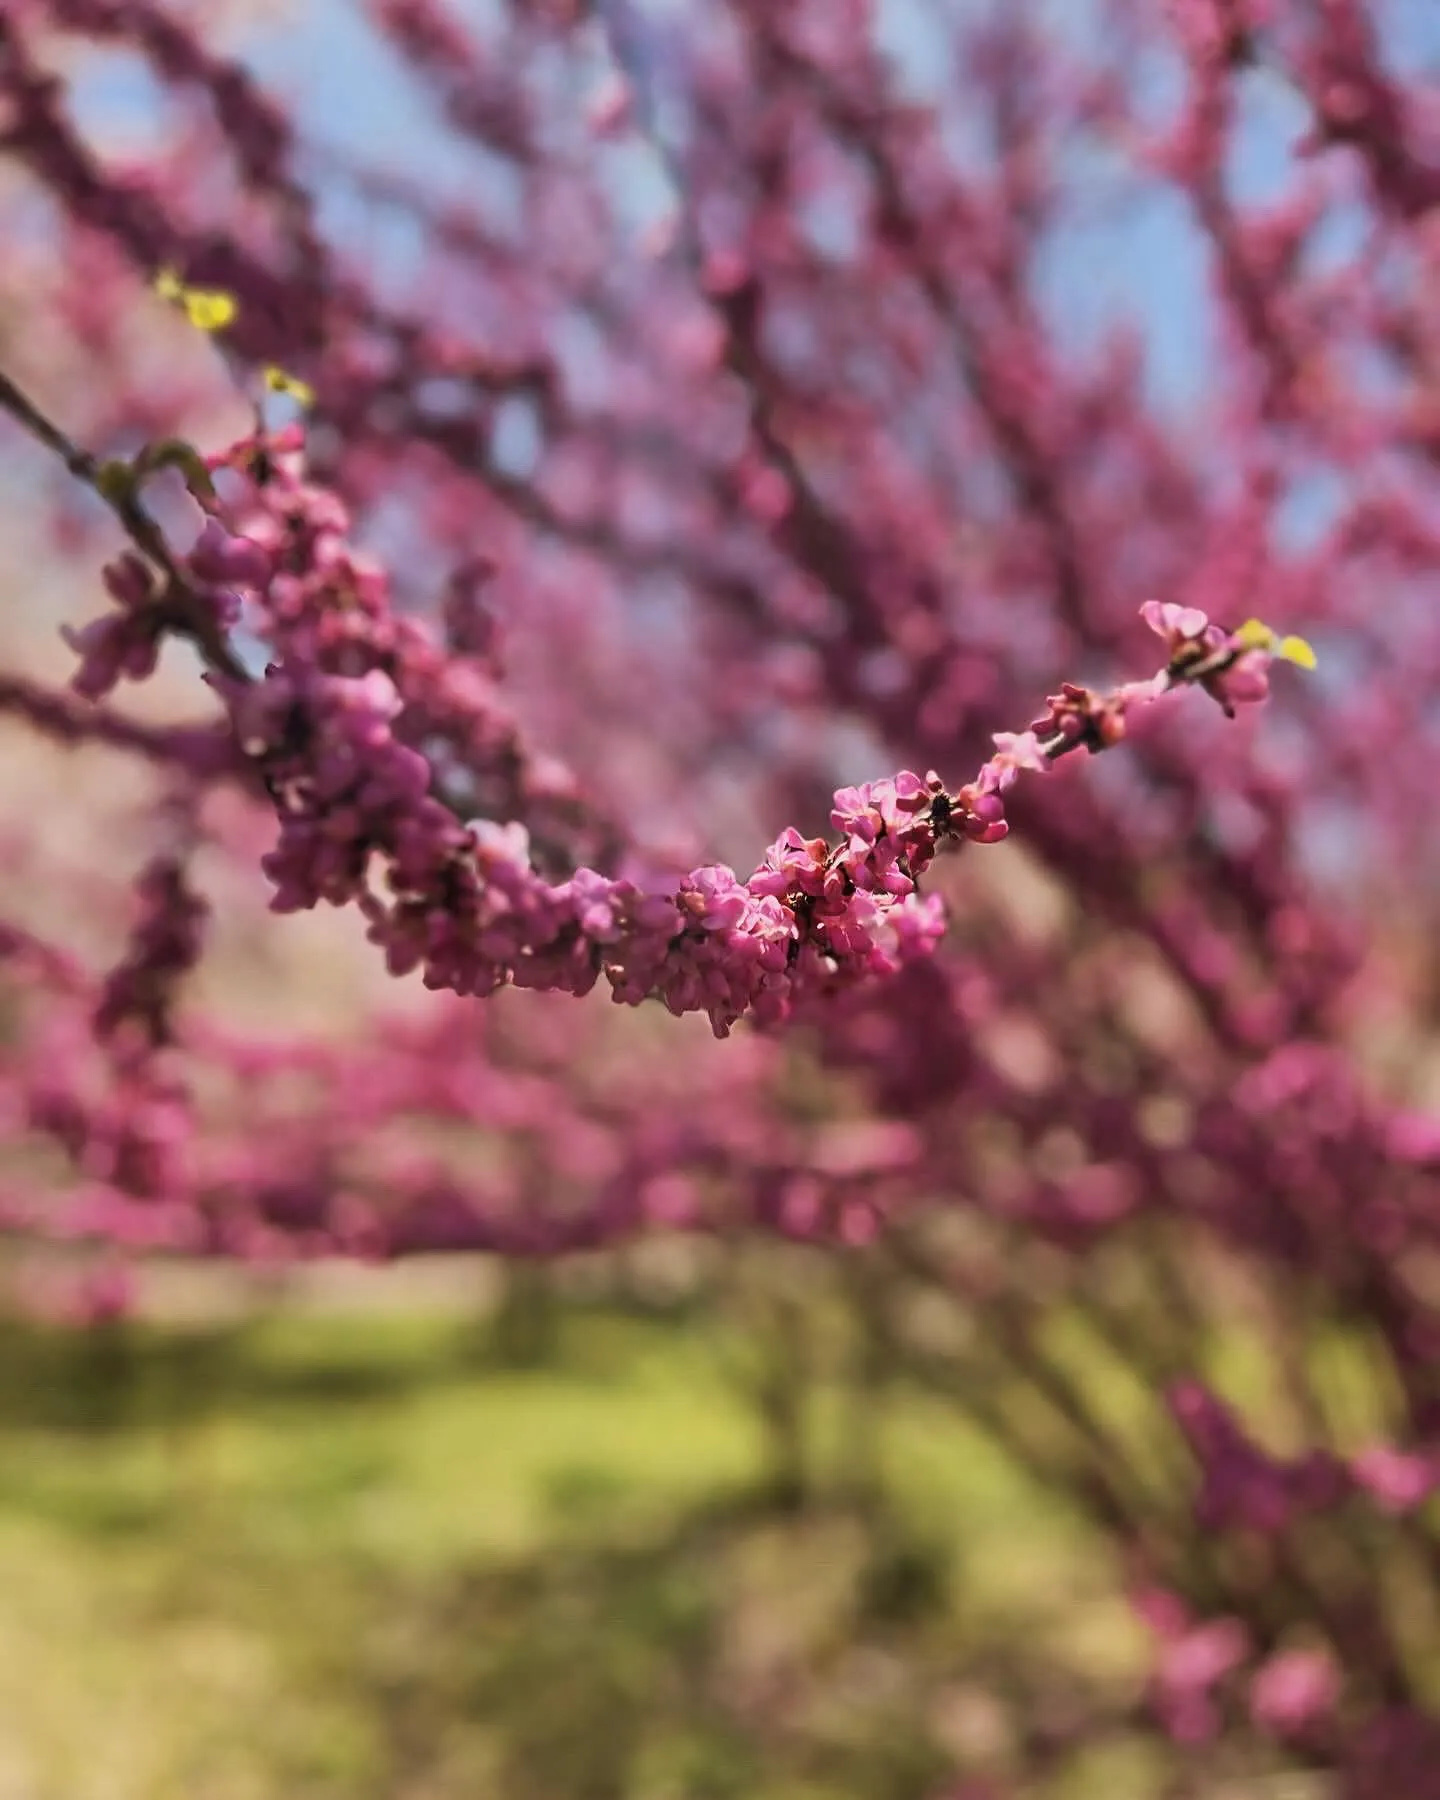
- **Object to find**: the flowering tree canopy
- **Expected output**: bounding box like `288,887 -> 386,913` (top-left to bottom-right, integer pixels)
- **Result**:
2,0 -> 1440,1791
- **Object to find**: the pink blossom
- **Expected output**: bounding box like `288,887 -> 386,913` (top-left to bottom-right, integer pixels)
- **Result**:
1249,1647 -> 1342,1739
1351,1445 -> 1440,1514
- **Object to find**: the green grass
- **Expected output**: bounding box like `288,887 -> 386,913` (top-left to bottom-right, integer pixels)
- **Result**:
0,1297 -> 1154,1800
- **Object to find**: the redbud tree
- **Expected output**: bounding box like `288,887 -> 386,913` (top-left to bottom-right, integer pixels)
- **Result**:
1,0 -> 1439,1791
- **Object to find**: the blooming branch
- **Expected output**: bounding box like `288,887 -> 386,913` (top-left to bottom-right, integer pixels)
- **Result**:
0,356 -> 1313,1037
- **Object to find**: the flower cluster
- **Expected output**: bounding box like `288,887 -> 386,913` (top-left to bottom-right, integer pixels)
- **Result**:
40,392 -> 1315,1038
1134,1587 -> 1342,1749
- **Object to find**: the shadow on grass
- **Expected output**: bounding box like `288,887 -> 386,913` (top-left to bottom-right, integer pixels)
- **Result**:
311,1491 -> 961,1800
0,1311 -> 484,1434
0,1288 -> 717,1438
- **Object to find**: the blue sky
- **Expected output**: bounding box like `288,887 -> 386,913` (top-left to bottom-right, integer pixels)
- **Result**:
67,0 -> 1437,426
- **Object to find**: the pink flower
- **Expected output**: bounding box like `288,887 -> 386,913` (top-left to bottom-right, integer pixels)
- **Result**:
187,518 -> 272,588
989,729 -> 1049,774
1158,1617 -> 1250,1743
677,865 -> 749,931
1249,1647 -> 1341,1739
1141,598 -> 1211,646
1351,1445 -> 1440,1514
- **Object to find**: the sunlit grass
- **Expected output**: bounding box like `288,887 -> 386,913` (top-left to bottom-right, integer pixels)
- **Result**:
0,1294 -> 1156,1800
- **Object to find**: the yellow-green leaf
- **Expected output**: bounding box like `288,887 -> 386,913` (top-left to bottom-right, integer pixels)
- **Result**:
154,267 -> 237,333
135,437 -> 217,502
93,458 -> 137,504
263,365 -> 315,407
182,289 -> 237,332
1277,634 -> 1317,670
1234,618 -> 1278,652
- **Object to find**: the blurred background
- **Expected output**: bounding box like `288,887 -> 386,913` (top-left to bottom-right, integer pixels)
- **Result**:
3,1 -> 1440,1796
